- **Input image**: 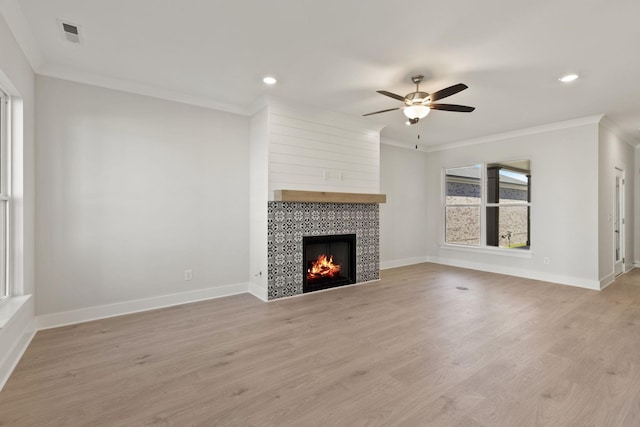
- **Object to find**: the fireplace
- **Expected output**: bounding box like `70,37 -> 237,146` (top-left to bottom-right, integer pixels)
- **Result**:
267,202 -> 379,300
303,234 -> 356,293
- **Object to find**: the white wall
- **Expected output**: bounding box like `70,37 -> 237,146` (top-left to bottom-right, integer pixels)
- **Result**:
248,107 -> 269,300
35,76 -> 250,318
598,122 -> 635,285
0,11 -> 36,389
266,99 -> 381,195
426,120 -> 601,289
379,143 -> 429,268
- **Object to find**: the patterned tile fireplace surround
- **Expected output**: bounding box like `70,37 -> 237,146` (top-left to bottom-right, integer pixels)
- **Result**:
267,202 -> 380,300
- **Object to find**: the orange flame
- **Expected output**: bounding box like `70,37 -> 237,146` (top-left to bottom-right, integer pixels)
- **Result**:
307,254 -> 341,280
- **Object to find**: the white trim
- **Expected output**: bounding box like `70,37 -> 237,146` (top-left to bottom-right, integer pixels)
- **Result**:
265,95 -> 386,135
425,114 -> 604,153
600,116 -> 639,148
599,272 -> 616,290
37,282 -> 249,330
0,294 -> 29,328
613,167 -> 625,277
0,295 -> 35,392
602,267 -> 637,290
380,138 -> 426,152
37,64 -> 250,116
248,282 -> 268,302
427,256 -> 600,291
0,88 -> 7,302
380,256 -> 429,270
0,321 -> 35,392
440,244 -> 533,259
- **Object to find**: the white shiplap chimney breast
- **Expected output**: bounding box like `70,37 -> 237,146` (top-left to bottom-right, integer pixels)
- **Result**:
257,98 -> 383,198
248,97 -> 384,300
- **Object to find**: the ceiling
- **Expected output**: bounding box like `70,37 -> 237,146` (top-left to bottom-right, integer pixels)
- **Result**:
4,0 -> 640,148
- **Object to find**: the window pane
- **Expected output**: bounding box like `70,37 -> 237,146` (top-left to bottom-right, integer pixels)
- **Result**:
498,169 -> 529,203
491,205 -> 529,248
0,93 -> 3,194
445,206 -> 480,246
445,165 -> 481,205
0,200 -> 5,300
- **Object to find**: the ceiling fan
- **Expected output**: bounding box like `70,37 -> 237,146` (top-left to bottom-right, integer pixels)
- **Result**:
363,75 -> 475,125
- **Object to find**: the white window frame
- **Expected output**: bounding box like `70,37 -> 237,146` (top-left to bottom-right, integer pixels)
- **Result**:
442,160 -> 532,257
0,88 -> 10,302
443,164 -> 482,247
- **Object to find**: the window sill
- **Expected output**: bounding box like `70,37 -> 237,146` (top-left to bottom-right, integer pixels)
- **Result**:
0,295 -> 32,329
440,244 -> 533,259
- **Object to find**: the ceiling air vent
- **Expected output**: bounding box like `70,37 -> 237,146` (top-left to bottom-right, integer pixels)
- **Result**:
58,20 -> 82,44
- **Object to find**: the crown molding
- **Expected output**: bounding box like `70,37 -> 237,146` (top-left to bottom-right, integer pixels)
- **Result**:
380,137 -> 428,152
248,96 -> 269,116
258,95 -> 385,135
599,115 -> 638,148
37,63 -> 251,116
0,0 -> 45,71
424,114 -> 605,153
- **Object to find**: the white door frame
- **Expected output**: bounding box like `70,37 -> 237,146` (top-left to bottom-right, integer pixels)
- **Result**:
614,167 -> 625,276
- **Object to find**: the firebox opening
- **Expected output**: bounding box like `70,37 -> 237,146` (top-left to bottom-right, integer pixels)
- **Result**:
303,234 -> 356,293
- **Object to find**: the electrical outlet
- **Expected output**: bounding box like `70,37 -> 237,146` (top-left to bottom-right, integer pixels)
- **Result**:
184,269 -> 193,281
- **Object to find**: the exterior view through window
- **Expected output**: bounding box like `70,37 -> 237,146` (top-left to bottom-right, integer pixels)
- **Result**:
444,164 -> 481,246
445,161 -> 530,249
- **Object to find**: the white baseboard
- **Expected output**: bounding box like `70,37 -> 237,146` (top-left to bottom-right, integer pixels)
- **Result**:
0,296 -> 36,392
380,256 -> 429,270
427,256 -> 601,291
37,282 -> 250,330
599,272 -> 616,290
248,282 -> 268,302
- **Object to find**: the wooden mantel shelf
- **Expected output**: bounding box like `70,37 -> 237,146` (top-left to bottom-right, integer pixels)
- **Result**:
273,190 -> 386,204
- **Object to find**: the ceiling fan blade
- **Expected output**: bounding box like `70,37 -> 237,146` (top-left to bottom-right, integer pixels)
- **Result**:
429,103 -> 475,113
429,83 -> 468,102
362,107 -> 401,116
376,90 -> 406,102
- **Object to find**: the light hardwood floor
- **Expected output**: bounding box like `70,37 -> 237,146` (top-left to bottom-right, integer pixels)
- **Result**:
2,263 -> 640,426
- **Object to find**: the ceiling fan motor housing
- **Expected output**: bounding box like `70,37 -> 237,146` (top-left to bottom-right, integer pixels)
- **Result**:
405,91 -> 430,105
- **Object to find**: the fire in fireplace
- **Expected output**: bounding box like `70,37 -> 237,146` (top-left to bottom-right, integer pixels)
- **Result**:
303,234 -> 356,293
308,254 -> 341,280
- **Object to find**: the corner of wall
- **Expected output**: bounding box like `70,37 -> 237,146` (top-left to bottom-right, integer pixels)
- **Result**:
248,282 -> 268,301
0,295 -> 36,392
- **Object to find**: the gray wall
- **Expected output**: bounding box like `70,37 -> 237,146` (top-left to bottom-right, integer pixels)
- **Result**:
379,143 -> 429,268
35,76 -> 250,315
598,123 -> 635,283
426,122 -> 602,289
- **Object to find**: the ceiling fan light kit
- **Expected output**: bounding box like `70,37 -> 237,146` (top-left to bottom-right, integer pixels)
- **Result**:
364,74 -> 475,125
404,104 -> 430,119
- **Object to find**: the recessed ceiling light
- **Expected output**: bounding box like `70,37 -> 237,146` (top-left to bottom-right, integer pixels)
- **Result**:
263,76 -> 277,85
559,73 -> 579,83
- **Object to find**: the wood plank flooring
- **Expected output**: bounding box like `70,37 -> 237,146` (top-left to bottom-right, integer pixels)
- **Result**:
2,263 -> 640,426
